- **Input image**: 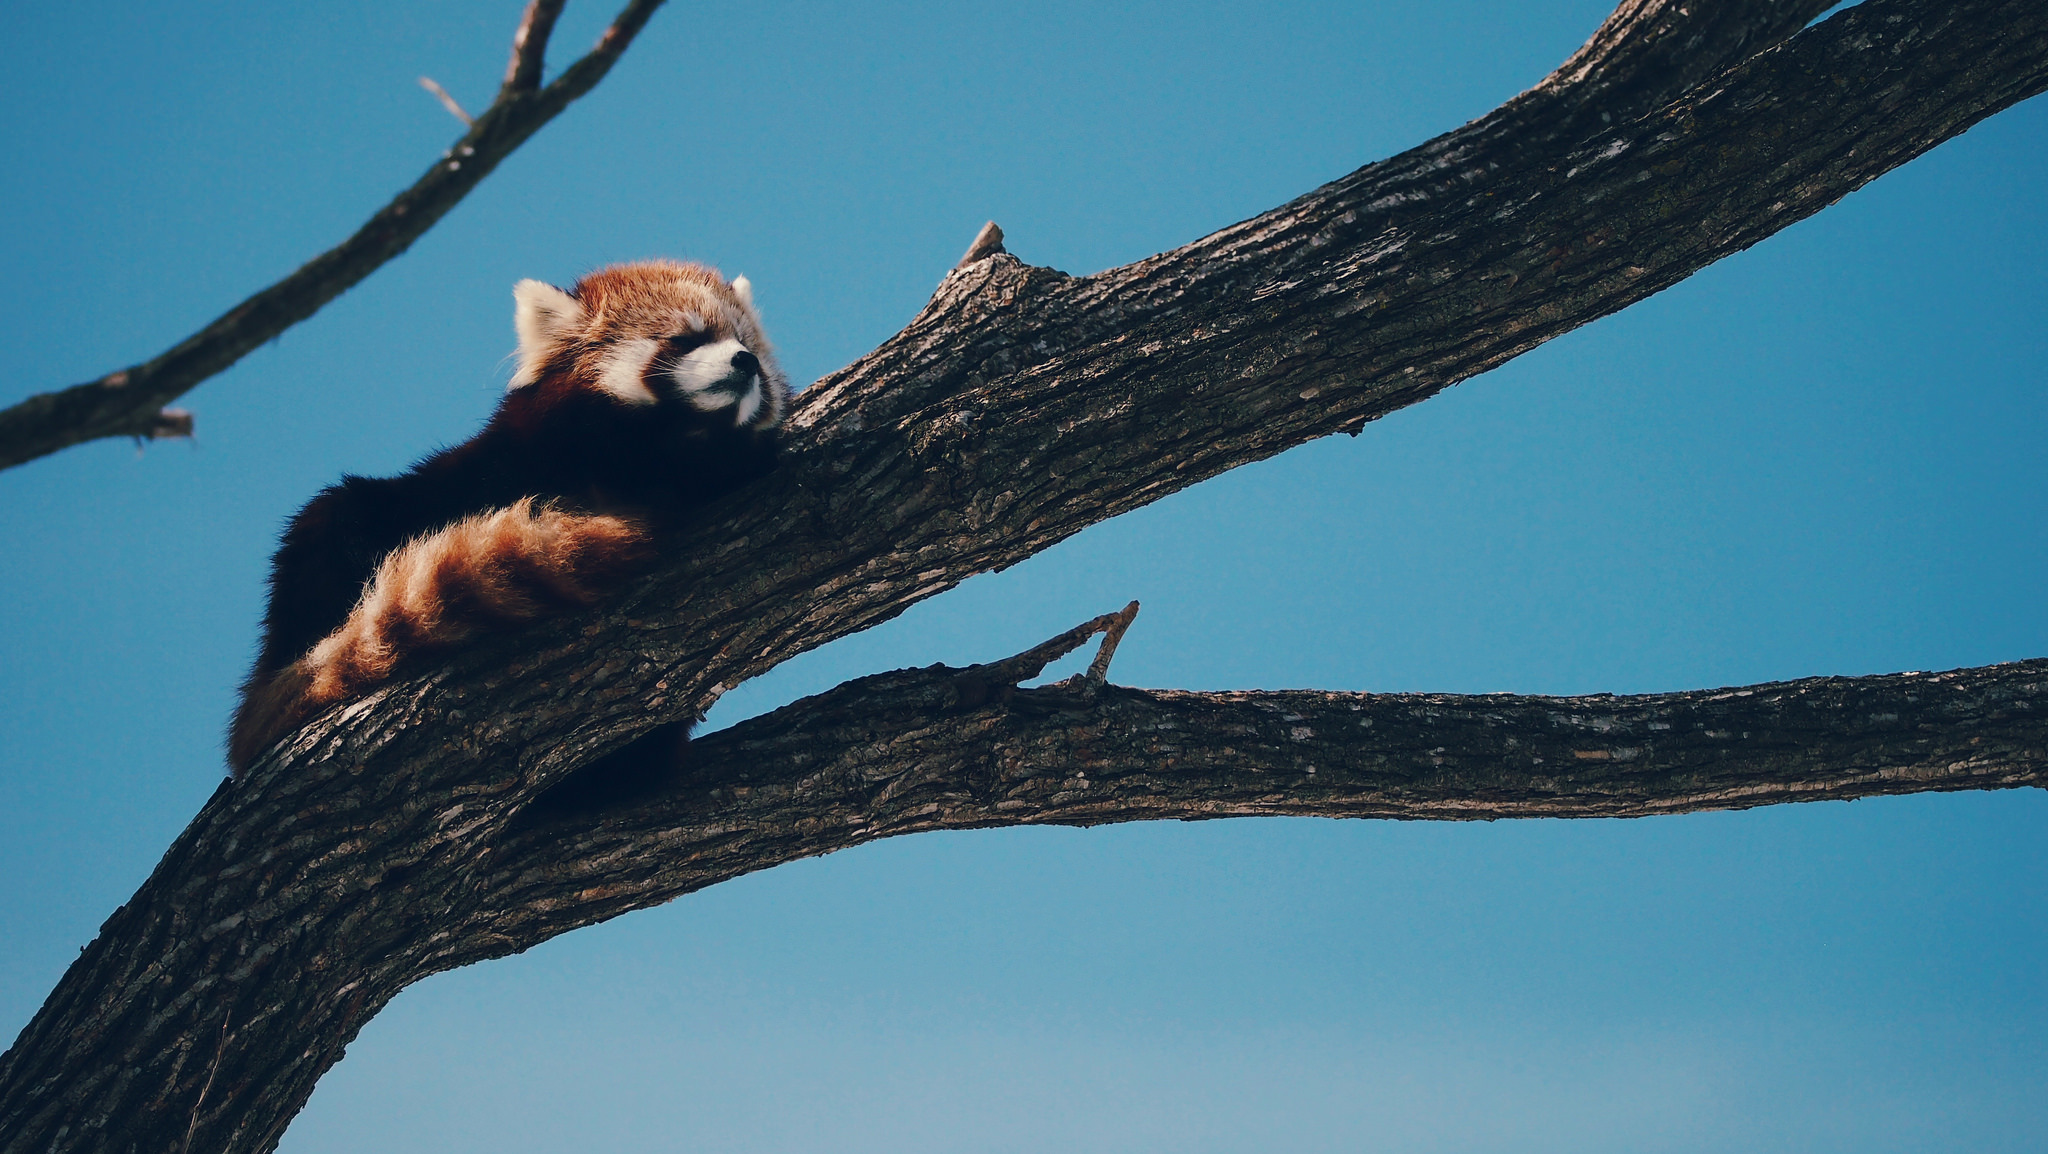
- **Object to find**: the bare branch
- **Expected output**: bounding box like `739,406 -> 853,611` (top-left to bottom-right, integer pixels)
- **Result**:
416,76 -> 474,126
950,601 -> 1142,707
500,0 -> 567,96
0,0 -> 670,473
549,0 -> 666,95
482,657 -> 2048,936
1084,600 -> 1140,684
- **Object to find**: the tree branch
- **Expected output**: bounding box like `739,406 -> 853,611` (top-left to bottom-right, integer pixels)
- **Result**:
0,0 -> 668,473
479,654 -> 2048,940
5,2 -> 2046,1150
500,0 -> 567,97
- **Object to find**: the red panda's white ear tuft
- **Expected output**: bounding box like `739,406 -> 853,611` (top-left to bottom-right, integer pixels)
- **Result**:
510,279 -> 586,389
731,275 -> 754,308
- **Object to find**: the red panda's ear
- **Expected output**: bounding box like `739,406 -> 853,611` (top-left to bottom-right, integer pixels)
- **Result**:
731,275 -> 755,308
510,279 -> 586,389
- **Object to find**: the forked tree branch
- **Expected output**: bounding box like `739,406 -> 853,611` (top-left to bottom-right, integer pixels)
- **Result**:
0,0 -> 666,472
4,2 -> 2046,1152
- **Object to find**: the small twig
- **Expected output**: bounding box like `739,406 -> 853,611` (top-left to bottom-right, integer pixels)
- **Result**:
588,0 -> 665,58
953,601 -> 1141,707
955,221 -> 1007,268
984,605 -> 1130,685
501,0 -> 567,96
150,407 -> 194,441
416,77 -> 474,127
181,1011 -> 232,1154
1084,601 -> 1141,684
133,407 -> 195,455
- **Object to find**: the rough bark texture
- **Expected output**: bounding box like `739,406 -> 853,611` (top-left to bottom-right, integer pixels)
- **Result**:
4,1 -> 2046,1151
0,0 -> 665,472
503,657 -> 2048,932
4,648 -> 2044,1154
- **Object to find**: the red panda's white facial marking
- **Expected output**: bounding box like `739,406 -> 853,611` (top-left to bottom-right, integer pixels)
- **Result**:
667,338 -> 770,425
507,260 -> 790,429
594,337 -> 664,405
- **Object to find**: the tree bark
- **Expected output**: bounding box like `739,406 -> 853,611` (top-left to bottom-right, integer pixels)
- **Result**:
481,653 -> 2048,943
2,645 -> 2042,1154
4,1 -> 2045,1150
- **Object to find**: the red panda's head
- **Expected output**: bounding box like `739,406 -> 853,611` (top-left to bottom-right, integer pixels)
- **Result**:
508,260 -> 789,430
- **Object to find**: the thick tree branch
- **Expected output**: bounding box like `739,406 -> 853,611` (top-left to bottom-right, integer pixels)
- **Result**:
5,2 -> 2046,1151
482,655 -> 2048,939
0,0 -> 667,472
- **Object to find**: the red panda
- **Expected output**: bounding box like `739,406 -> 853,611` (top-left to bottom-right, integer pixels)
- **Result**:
228,261 -> 791,775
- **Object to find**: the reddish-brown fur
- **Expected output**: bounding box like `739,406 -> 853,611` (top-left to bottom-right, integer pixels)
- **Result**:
229,503 -> 651,769
229,262 -> 787,774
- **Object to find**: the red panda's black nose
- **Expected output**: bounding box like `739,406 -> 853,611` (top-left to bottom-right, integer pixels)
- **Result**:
730,350 -> 760,378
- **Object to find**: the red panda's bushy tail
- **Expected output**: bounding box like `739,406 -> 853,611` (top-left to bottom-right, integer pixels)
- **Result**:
228,499 -> 651,774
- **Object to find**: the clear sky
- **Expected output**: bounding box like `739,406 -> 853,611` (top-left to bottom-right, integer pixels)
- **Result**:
2,1 -> 2044,1151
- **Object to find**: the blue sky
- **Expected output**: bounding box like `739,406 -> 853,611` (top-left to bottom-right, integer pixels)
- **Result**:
2,1 -> 2044,1150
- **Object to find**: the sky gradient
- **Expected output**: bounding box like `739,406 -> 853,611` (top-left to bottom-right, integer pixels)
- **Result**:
2,2 -> 2044,1150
